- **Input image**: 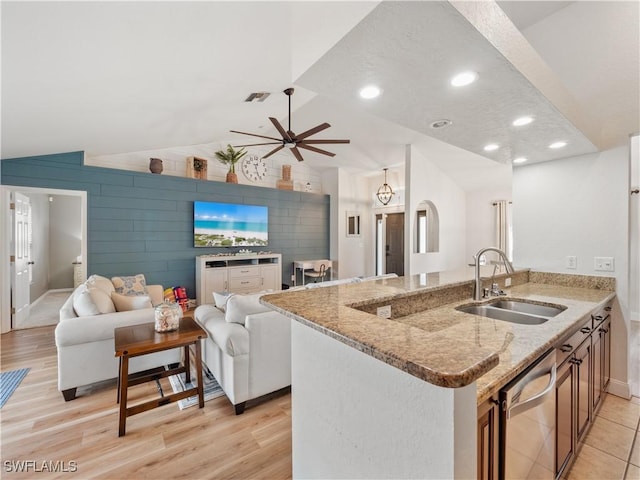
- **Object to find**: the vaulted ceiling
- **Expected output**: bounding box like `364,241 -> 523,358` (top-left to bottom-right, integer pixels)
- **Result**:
2,1 -> 638,187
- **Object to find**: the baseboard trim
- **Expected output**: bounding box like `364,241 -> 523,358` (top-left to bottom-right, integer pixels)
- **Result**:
607,379 -> 631,399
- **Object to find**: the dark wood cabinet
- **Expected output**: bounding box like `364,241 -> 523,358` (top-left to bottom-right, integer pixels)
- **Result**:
477,396 -> 499,480
556,357 -> 575,477
574,336 -> 592,442
593,314 -> 611,412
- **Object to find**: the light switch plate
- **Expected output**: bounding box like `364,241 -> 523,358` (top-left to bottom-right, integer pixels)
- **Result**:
594,257 -> 615,272
377,305 -> 391,319
566,256 -> 577,269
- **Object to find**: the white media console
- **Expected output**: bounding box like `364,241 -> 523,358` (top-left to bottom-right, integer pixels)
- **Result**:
195,253 -> 282,305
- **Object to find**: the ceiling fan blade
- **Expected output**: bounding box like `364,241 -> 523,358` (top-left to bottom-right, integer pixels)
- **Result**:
290,146 -> 305,162
230,130 -> 282,142
297,143 -> 336,157
269,117 -> 292,142
262,145 -> 285,159
295,123 -> 331,141
301,139 -> 351,144
232,142 -> 281,147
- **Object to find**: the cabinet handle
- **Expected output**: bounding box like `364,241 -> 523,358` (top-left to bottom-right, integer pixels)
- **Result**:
570,358 -> 582,365
600,328 -> 609,334
604,306 -> 612,312
560,344 -> 573,353
593,315 -> 603,322
580,327 -> 591,334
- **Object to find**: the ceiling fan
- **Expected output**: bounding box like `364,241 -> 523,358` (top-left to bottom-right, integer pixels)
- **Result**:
230,87 -> 350,162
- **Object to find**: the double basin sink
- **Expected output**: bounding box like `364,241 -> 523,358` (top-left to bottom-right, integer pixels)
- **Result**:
456,299 -> 566,325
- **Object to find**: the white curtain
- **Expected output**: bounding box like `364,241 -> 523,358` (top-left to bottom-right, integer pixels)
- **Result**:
494,200 -> 513,261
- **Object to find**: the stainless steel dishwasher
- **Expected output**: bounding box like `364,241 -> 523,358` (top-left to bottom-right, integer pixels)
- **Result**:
499,349 -> 557,480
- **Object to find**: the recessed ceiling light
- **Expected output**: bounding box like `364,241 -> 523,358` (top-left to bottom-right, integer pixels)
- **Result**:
451,71 -> 478,87
513,157 -> 528,164
549,141 -> 567,149
359,85 -> 382,99
430,119 -> 452,129
484,143 -> 499,152
513,116 -> 534,126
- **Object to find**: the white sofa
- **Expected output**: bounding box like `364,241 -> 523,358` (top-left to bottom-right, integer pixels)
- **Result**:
194,274 -> 398,414
55,274 -> 180,401
194,292 -> 291,414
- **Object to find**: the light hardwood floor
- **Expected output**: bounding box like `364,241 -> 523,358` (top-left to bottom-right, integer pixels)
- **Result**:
1,326 -> 292,479
1,325 -> 639,479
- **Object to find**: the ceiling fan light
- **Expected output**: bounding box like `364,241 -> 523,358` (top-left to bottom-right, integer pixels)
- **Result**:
360,85 -> 382,99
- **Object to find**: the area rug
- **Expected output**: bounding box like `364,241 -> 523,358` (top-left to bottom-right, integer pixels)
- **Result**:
168,363 -> 224,410
0,368 -> 30,408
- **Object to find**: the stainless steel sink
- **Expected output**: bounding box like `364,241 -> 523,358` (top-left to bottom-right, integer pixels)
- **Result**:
457,304 -> 549,325
456,299 -> 566,325
490,300 -> 565,318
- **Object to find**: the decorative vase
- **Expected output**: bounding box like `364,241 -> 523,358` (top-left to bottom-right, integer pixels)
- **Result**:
276,165 -> 293,190
149,158 -> 163,174
226,171 -> 238,184
154,301 -> 182,332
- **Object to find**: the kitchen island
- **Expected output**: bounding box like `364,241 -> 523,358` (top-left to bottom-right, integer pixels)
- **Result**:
261,268 -> 615,479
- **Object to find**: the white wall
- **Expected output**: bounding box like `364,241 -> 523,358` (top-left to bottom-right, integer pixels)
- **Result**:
630,134 -> 639,321
405,145 -> 467,275
49,195 -> 82,289
27,192 -> 50,301
291,321 -> 476,479
465,187 -> 513,266
513,145 -> 632,395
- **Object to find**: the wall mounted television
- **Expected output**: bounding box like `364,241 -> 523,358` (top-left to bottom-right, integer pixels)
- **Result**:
194,201 -> 268,248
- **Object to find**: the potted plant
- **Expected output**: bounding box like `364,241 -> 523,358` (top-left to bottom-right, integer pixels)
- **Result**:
214,144 -> 247,184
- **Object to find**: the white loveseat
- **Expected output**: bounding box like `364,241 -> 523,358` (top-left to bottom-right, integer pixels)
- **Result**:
55,274 -> 180,401
193,274 -> 398,414
194,292 -> 291,414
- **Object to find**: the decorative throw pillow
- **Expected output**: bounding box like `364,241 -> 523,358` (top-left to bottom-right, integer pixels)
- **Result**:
111,292 -> 152,312
212,291 -> 232,312
72,285 -> 100,317
111,274 -> 147,296
86,274 -> 115,294
88,287 -> 116,314
225,291 -> 272,325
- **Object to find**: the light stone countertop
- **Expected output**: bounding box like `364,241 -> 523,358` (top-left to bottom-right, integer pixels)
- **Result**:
261,268 -> 615,403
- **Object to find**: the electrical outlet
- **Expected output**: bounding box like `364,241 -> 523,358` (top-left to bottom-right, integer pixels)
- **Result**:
377,305 -> 391,319
504,277 -> 512,287
291,274 -> 295,282
594,257 -> 615,272
566,256 -> 577,269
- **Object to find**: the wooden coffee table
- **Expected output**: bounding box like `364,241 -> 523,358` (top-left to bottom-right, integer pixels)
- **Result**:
114,317 -> 207,436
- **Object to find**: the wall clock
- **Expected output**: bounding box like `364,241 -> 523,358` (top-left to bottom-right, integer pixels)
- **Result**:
241,154 -> 268,182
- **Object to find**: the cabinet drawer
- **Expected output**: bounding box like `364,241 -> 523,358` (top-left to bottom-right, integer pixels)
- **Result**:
229,276 -> 262,290
229,266 -> 259,278
556,317 -> 592,364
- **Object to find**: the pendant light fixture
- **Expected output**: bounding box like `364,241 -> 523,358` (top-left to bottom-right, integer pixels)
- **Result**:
376,168 -> 395,206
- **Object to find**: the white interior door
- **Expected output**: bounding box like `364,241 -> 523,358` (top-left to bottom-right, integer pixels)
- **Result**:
12,192 -> 31,326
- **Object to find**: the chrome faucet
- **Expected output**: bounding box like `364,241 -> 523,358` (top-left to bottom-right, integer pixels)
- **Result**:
473,247 -> 515,301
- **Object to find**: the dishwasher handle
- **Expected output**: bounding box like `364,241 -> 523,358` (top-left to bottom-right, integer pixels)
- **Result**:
506,364 -> 557,420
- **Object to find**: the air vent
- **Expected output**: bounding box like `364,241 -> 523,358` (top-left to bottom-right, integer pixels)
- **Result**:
244,92 -> 271,102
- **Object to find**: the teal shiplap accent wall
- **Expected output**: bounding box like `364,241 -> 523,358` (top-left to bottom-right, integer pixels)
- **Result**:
1,151 -> 330,296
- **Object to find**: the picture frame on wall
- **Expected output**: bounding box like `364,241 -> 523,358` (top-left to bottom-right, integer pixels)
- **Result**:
346,212 -> 361,237
186,156 -> 208,180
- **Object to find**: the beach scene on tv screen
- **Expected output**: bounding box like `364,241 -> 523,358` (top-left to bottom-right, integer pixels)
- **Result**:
194,202 -> 268,247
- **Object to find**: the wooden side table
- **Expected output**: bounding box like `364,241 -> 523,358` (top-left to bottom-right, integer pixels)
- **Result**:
114,317 -> 207,436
